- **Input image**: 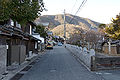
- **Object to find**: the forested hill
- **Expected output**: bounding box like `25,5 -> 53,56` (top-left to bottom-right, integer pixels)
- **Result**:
35,14 -> 100,29
35,14 -> 101,38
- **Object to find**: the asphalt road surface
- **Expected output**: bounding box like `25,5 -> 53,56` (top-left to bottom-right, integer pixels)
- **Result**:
19,46 -> 120,80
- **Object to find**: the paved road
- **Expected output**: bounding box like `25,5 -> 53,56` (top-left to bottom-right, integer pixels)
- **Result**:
20,46 -> 104,80
94,70 -> 120,80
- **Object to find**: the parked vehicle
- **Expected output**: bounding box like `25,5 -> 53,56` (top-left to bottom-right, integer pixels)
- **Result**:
58,42 -> 62,46
53,41 -> 57,46
46,42 -> 53,49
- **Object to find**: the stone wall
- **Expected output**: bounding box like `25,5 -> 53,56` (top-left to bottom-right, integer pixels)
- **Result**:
92,56 -> 120,70
66,44 -> 95,69
66,44 -> 120,71
0,45 -> 7,79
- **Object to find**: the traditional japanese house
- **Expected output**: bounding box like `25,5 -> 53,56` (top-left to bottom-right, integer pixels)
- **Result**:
0,20 -> 41,78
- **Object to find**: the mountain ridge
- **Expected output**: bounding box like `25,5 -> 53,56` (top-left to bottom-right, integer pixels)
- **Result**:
35,14 -> 100,28
35,14 -> 101,38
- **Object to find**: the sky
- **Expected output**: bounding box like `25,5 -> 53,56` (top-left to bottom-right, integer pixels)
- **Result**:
42,0 -> 120,24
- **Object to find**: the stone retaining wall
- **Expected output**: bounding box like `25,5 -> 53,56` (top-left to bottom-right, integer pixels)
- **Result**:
66,44 -> 120,71
66,44 -> 95,70
93,56 -> 120,70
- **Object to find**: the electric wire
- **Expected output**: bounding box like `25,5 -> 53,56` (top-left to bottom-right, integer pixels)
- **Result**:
69,0 -> 87,24
70,0 -> 78,14
75,0 -> 87,15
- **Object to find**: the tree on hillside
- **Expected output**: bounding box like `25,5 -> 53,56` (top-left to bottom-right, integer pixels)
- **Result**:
98,24 -> 106,38
105,13 -> 120,40
68,27 -> 85,46
35,25 -> 47,38
0,0 -> 44,25
85,30 -> 103,49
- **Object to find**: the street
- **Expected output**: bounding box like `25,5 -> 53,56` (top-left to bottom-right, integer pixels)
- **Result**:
19,46 -> 120,80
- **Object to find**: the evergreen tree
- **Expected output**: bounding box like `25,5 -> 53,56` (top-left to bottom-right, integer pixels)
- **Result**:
0,0 -> 44,25
99,24 -> 106,29
105,13 -> 120,40
35,25 -> 47,38
10,0 -> 44,25
0,0 -> 11,22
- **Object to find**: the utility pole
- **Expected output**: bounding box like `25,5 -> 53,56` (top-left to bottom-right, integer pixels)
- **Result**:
63,9 -> 66,46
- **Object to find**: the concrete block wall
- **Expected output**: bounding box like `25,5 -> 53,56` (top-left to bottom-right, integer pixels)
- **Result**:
0,45 -> 7,79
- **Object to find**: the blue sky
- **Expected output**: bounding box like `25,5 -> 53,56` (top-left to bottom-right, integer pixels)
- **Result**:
42,0 -> 120,24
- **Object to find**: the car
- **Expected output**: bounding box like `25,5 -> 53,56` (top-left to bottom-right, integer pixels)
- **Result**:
53,41 -> 57,46
46,43 -> 53,49
58,42 -> 62,46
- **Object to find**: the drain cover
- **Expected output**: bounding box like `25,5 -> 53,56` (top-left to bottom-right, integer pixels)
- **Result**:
10,73 -> 24,80
29,62 -> 36,65
21,66 -> 32,71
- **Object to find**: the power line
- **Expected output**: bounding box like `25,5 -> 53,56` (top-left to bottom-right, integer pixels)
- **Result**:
71,0 -> 78,14
69,0 -> 87,24
75,0 -> 87,15
63,0 -> 87,42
